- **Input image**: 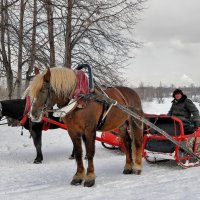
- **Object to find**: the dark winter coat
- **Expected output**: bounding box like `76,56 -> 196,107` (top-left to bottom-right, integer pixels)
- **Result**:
168,95 -> 200,128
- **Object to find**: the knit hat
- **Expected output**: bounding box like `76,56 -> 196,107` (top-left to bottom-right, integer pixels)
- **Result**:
172,89 -> 183,98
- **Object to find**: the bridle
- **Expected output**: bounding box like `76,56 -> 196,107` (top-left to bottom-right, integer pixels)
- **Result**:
43,84 -> 52,114
31,83 -> 53,120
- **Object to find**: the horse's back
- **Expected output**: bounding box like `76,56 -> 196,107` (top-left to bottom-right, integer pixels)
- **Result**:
105,86 -> 142,108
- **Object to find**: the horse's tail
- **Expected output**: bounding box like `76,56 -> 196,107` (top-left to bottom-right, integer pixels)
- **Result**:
128,107 -> 144,173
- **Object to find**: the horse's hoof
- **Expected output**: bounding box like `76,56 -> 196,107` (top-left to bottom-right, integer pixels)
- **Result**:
33,160 -> 42,164
70,179 -> 83,186
84,179 -> 95,187
68,155 -> 74,160
133,169 -> 141,175
123,169 -> 133,174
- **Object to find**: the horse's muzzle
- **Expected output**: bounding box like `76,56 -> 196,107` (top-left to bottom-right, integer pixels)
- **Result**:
30,112 -> 43,123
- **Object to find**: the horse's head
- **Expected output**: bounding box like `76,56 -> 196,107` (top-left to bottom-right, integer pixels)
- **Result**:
30,67 -> 77,122
30,68 -> 54,122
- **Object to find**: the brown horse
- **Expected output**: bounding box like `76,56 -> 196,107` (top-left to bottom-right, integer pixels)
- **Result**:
29,67 -> 144,187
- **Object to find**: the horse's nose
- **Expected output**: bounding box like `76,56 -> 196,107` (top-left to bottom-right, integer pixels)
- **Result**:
30,109 -> 43,122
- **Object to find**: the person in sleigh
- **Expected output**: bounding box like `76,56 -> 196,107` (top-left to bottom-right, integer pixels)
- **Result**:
167,88 -> 200,134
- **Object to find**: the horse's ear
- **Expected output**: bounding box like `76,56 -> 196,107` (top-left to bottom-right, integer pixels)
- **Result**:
34,67 -> 40,75
44,68 -> 51,83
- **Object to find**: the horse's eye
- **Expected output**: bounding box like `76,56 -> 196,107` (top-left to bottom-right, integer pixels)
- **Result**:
41,90 -> 47,94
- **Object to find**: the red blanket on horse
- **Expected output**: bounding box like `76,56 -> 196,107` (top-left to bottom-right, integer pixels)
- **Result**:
72,70 -> 89,99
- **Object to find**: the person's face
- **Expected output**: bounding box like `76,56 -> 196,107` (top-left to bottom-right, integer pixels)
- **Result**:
175,93 -> 182,100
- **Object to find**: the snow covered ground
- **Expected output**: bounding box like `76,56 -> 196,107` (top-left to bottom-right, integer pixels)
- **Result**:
1,98 -> 200,200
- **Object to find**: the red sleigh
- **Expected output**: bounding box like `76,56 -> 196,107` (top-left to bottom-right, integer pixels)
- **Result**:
98,114 -> 200,168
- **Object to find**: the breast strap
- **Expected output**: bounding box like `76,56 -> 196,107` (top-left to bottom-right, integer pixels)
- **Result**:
96,87 -> 128,130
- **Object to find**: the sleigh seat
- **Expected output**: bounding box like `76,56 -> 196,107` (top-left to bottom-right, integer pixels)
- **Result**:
144,115 -> 183,153
143,114 -> 200,168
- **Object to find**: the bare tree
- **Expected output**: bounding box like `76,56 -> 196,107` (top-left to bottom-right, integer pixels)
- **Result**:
25,0 -> 37,88
0,0 -> 14,99
156,82 -> 164,104
64,0 -> 73,68
67,0 -> 145,85
0,0 -> 146,98
15,0 -> 26,98
45,0 -> 55,67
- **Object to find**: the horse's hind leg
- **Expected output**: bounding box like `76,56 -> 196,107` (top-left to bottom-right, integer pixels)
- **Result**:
118,122 -> 133,174
84,131 -> 96,187
129,116 -> 143,174
69,132 -> 85,185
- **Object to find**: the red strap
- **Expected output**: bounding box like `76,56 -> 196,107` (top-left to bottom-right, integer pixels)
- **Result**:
19,96 -> 31,126
42,121 -> 51,131
18,116 -> 28,126
23,96 -> 31,115
42,117 -> 68,130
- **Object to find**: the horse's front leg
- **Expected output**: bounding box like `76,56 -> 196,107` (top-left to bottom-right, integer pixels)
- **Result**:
69,135 -> 87,160
30,122 -> 43,164
84,131 -> 96,187
69,133 -> 85,185
69,147 -> 75,159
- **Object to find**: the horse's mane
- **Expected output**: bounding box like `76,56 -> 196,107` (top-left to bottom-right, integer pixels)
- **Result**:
30,67 -> 77,99
21,86 -> 30,99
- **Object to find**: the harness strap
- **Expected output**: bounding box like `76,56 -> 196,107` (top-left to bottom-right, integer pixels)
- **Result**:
113,87 -> 128,106
19,115 -> 28,126
18,96 -> 31,126
114,87 -> 143,130
96,88 -> 127,130
42,117 -> 51,131
96,101 -> 109,130
24,96 -> 31,115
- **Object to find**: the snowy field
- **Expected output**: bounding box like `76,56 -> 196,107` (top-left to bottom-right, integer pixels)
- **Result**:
1,98 -> 200,200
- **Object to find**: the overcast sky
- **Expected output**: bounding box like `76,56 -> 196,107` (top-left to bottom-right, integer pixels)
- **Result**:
125,0 -> 200,87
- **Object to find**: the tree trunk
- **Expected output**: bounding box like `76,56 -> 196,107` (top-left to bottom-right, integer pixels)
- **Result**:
16,0 -> 26,98
25,0 -> 37,89
0,0 -> 13,99
45,0 -> 55,67
64,0 -> 73,68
